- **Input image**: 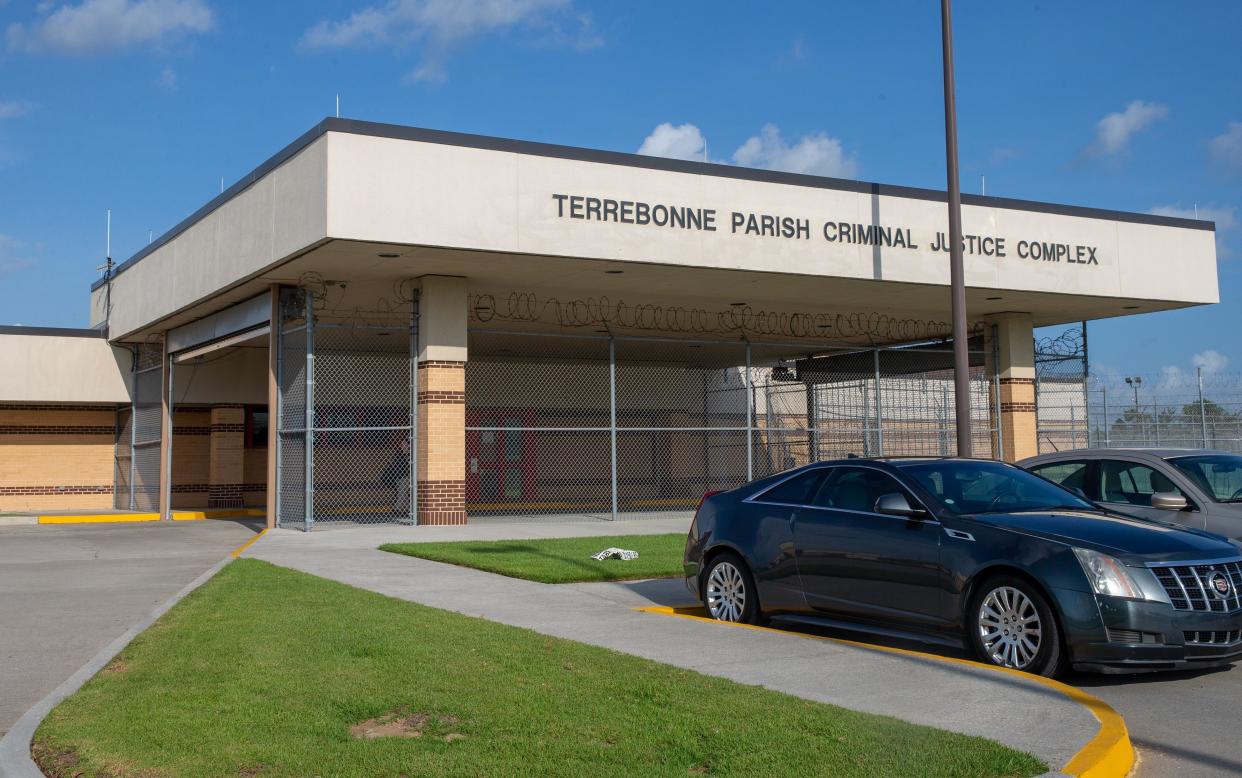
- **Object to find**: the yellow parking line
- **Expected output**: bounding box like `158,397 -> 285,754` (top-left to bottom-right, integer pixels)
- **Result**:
172,509 -> 266,521
637,605 -> 1133,778
38,513 -> 161,524
230,529 -> 267,558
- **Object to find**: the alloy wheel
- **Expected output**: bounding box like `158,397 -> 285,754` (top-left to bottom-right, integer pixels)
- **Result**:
978,585 -> 1043,670
706,561 -> 747,622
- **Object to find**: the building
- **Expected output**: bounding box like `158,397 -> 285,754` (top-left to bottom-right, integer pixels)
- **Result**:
0,118 -> 1220,527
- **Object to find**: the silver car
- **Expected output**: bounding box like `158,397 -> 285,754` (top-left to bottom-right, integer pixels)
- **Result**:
1019,448 -> 1242,538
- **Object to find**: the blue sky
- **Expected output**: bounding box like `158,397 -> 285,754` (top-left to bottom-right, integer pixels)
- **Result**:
0,0 -> 1238,378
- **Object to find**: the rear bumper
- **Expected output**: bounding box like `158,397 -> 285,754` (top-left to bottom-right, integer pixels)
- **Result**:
1059,588 -> 1242,673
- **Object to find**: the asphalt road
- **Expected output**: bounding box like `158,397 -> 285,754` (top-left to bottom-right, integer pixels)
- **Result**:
0,519 -> 260,738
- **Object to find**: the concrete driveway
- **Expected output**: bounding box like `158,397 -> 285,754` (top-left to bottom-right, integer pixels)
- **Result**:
0,519 -> 259,738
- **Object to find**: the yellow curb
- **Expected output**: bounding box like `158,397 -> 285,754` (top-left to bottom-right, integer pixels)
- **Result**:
637,605 -> 1134,778
37,513 -> 161,524
172,509 -> 266,521
230,529 -> 267,558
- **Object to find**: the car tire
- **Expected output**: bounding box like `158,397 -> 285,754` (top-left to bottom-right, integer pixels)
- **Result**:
702,552 -> 765,625
968,575 -> 1064,677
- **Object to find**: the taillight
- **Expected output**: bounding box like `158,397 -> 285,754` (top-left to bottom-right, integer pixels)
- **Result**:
695,490 -> 720,514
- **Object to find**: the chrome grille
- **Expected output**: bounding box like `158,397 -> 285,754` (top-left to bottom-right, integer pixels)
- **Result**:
1149,560 -> 1242,612
1184,630 -> 1242,646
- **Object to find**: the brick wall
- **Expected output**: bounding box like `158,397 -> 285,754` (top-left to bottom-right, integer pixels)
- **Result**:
0,404 -> 117,511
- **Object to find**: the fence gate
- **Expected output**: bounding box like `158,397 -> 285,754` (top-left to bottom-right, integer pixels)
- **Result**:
275,287 -> 419,530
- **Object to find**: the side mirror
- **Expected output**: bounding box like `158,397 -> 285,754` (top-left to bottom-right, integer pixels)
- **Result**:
875,492 -> 926,518
1151,492 -> 1188,511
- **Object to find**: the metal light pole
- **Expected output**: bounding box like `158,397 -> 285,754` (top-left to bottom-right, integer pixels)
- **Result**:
940,0 -> 972,457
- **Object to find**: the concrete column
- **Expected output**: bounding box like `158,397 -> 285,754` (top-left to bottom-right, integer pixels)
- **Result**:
416,276 -> 468,525
266,285 -> 279,529
208,406 -> 245,508
158,337 -> 172,520
985,312 -> 1038,462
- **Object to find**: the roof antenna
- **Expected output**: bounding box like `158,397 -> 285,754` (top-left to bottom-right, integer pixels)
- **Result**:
336,93 -> 340,118
1194,203 -> 1198,219
95,209 -> 114,278
981,175 -> 986,196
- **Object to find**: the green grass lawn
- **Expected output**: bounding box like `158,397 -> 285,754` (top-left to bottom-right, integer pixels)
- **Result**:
34,559 -> 1045,778
381,533 -> 689,583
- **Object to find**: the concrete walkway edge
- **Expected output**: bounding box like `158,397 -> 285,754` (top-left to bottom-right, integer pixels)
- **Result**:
0,557 -> 231,778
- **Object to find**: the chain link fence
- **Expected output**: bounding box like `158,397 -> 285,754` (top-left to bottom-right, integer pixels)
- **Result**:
275,287 -> 419,530
1087,372 -> 1242,453
466,330 -> 999,520
114,342 -> 164,511
1035,327 -> 1242,454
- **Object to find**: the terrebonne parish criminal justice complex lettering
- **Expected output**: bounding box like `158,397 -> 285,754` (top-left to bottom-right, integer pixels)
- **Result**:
550,192 -> 1100,264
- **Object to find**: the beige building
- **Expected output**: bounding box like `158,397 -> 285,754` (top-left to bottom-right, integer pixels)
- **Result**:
0,119 -> 1220,525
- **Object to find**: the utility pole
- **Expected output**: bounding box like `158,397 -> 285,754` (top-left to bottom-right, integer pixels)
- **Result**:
940,0 -> 972,456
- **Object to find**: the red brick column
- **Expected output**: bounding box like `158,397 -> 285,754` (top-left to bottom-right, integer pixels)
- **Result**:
417,361 -> 467,524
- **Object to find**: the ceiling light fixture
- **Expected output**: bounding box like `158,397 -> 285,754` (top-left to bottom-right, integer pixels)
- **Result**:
378,252 -> 400,258
604,270 -> 624,274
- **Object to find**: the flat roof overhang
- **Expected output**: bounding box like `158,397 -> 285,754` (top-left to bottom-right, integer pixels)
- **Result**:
89,118 -> 1220,344
109,238 -> 1211,348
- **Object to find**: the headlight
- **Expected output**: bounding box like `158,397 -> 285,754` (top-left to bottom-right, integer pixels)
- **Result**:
1073,547 -> 1145,599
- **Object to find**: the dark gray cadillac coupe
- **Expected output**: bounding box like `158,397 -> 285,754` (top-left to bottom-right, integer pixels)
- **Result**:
684,457 -> 1242,675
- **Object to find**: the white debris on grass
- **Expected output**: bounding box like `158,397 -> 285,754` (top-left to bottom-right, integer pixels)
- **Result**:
591,548 -> 638,561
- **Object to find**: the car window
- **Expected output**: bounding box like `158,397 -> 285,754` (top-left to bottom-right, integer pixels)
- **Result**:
1168,455 -> 1242,503
809,467 -> 908,514
1097,460 -> 1185,505
898,460 -> 1093,515
755,470 -> 827,505
1029,461 -> 1090,495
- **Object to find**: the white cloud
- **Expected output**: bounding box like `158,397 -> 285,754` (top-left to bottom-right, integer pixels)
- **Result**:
1084,100 -> 1168,157
1149,203 -> 1237,259
1192,349 -> 1230,374
156,65 -> 177,90
732,124 -> 859,178
637,122 -> 706,162
1208,121 -> 1242,174
302,0 -> 595,83
6,0 -> 214,55
0,100 -> 35,119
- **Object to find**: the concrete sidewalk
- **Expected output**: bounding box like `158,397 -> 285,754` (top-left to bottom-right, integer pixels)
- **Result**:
248,520 -> 1097,772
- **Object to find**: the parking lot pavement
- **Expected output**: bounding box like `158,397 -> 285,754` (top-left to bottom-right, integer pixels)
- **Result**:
0,519 -> 260,738
1067,665 -> 1242,777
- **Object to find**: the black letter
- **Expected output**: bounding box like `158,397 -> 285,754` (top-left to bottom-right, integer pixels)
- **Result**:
552,193 -> 568,217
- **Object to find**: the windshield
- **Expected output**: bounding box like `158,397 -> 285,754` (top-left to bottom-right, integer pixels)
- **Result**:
896,459 -> 1095,515
1168,455 -> 1242,503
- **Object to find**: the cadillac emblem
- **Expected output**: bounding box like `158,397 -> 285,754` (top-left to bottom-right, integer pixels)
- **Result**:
1207,571 -> 1232,599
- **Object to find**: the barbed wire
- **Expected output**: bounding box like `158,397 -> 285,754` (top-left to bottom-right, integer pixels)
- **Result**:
1034,327 -> 1085,360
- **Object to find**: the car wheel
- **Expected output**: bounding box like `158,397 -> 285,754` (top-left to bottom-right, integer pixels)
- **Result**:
969,575 -> 1064,677
702,553 -> 764,625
